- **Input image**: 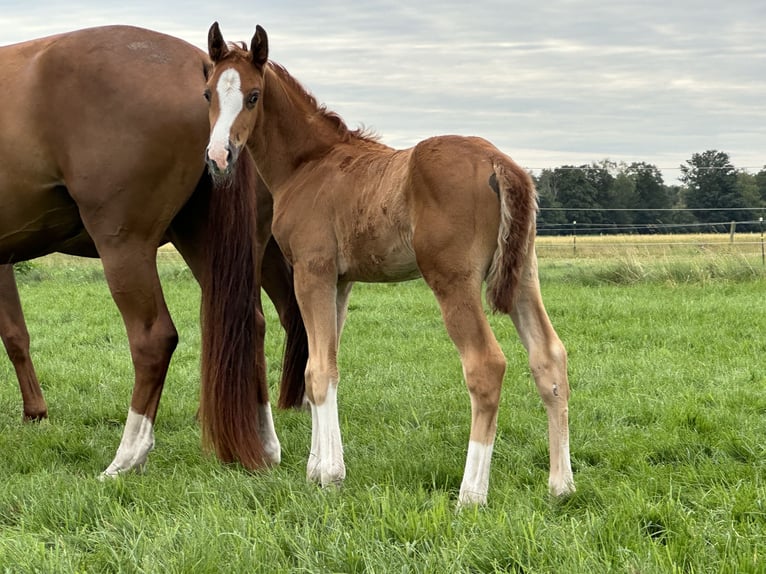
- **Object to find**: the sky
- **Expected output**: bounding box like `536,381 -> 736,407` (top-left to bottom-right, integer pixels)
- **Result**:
2,1 -> 765,184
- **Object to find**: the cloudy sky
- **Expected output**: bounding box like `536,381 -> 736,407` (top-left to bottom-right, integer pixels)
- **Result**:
3,1 -> 764,183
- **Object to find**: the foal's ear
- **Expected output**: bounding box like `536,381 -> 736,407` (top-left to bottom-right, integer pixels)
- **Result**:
208,21 -> 229,62
251,25 -> 269,68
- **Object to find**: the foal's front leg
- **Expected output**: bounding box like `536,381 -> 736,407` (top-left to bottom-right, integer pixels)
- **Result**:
294,267 -> 347,486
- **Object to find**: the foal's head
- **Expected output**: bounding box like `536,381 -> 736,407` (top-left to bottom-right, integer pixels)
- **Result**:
204,22 -> 268,176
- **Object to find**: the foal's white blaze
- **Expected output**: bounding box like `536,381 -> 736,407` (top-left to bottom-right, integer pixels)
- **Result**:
258,402 -> 281,465
101,408 -> 155,477
459,440 -> 495,506
207,68 -> 243,171
307,382 -> 345,485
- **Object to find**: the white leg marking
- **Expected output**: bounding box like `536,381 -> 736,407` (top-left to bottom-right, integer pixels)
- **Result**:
101,408 -> 155,478
307,402 -> 321,482
459,440 -> 495,506
550,432 -> 575,496
207,68 -> 243,170
307,382 -> 345,486
258,402 -> 281,466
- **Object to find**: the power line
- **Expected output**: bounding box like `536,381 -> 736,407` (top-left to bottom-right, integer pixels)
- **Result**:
540,207 -> 765,212
538,220 -> 763,234
526,166 -> 764,171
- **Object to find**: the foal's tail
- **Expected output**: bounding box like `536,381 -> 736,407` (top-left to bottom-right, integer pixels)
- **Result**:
485,159 -> 538,314
199,152 -> 268,470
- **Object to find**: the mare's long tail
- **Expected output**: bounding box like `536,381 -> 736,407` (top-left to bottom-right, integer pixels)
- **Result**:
199,153 -> 268,469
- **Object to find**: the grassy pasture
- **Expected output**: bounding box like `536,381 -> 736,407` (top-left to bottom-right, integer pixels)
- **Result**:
0,239 -> 764,573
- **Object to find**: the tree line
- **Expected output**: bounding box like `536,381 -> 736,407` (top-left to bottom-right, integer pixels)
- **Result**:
534,150 -> 766,235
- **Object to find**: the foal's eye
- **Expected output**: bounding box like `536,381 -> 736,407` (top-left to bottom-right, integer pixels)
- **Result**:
203,89 -> 211,102
246,91 -> 260,108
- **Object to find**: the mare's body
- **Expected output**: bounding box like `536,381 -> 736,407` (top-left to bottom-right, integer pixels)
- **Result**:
0,26 -> 306,473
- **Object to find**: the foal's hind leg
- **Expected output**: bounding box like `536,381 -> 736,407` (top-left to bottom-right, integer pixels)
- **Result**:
510,250 -> 574,496
0,264 -> 47,420
97,244 -> 178,476
423,271 -> 507,506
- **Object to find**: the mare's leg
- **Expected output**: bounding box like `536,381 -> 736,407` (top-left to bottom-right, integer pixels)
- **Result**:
250,230 -> 280,464
261,238 -> 297,325
0,264 -> 47,420
422,268 -> 507,506
292,265 -> 346,486
97,244 -> 179,476
510,249 -> 574,496
335,281 -> 354,344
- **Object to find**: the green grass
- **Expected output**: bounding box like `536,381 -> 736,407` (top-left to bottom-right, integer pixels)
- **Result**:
1,250 -> 765,573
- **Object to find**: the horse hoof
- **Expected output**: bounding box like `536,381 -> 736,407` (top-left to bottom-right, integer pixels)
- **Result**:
457,490 -> 488,507
549,479 -> 576,497
23,411 -> 48,422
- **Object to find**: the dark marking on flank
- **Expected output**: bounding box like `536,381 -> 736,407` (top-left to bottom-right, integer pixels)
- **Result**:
488,172 -> 500,197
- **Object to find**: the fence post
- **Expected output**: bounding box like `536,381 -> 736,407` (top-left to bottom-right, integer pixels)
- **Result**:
760,217 -> 764,266
729,221 -> 736,243
572,220 -> 577,256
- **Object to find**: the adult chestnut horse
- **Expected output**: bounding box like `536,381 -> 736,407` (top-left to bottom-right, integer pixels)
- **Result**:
0,26 -> 307,474
203,23 -> 574,505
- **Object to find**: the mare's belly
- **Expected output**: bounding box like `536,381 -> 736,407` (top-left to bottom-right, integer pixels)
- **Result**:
0,184 -> 89,263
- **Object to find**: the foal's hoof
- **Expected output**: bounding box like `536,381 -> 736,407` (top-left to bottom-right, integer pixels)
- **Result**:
549,479 -> 576,497
320,475 -> 345,491
99,459 -> 149,480
457,490 -> 488,508
99,468 -> 121,481
306,457 -> 346,487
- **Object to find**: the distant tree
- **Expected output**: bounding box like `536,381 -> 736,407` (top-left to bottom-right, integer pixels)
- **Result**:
756,166 -> 766,204
664,184 -> 698,231
679,150 -> 747,226
609,170 -> 637,228
748,167 -> 766,229
626,162 -> 671,231
736,171 -> 762,208
534,169 -> 567,235
587,160 -> 617,213
551,165 -> 602,232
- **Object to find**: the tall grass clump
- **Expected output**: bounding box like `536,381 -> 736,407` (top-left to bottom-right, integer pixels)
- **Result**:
547,251 -> 766,286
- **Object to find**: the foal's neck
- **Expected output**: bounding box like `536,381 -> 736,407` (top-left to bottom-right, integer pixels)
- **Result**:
249,64 -> 343,191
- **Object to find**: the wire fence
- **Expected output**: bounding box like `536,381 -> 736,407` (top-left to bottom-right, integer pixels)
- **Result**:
535,208 -> 766,266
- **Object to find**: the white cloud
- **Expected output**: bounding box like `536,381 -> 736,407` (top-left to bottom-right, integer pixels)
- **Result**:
2,0 -> 764,182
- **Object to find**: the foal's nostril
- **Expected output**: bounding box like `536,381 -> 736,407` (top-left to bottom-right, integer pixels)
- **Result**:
205,150 -> 217,172
205,153 -> 222,175
226,148 -> 233,164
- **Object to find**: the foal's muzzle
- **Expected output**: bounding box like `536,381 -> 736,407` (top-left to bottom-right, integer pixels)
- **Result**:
205,141 -> 240,176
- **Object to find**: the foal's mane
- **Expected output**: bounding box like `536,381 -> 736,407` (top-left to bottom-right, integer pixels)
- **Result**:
267,62 -> 381,144
224,42 -> 381,145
